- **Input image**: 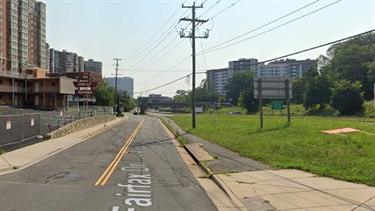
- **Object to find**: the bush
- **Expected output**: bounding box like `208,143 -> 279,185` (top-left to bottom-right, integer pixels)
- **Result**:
330,80 -> 364,115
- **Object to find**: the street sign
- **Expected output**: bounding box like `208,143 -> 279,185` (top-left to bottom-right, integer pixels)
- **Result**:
254,77 -> 292,128
75,90 -> 96,95
73,82 -> 98,87
254,77 -> 292,99
271,101 -> 284,110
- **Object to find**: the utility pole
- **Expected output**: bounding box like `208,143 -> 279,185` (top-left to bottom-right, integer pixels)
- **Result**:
180,2 -> 209,129
114,58 -> 122,115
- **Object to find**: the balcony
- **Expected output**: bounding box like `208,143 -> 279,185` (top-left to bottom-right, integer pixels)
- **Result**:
0,85 -> 25,93
27,87 -> 59,93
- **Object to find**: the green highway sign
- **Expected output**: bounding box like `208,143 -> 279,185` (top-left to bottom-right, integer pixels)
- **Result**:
271,101 -> 284,110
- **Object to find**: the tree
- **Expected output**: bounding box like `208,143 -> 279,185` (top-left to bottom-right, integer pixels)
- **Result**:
302,75 -> 332,109
238,88 -> 257,113
194,79 -> 221,103
95,80 -> 115,106
292,78 -> 306,104
118,90 -> 136,112
326,33 -> 375,100
225,71 -> 256,105
173,90 -> 191,102
330,80 -> 364,115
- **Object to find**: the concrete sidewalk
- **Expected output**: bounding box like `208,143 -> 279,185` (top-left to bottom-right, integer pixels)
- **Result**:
0,117 -> 125,174
185,143 -> 375,211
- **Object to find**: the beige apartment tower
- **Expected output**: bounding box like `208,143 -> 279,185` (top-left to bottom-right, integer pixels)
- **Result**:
4,0 -> 46,74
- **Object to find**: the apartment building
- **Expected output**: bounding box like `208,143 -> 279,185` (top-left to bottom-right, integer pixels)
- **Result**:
258,59 -> 317,78
3,0 -> 47,74
84,59 -> 102,75
0,0 -> 7,72
49,49 -> 84,73
206,58 -> 317,97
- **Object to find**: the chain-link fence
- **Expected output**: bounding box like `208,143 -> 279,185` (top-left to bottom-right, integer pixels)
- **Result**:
0,113 -> 41,147
0,106 -> 113,149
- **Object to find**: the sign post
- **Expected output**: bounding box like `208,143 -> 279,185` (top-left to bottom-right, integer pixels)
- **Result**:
73,74 -> 97,111
254,77 -> 292,128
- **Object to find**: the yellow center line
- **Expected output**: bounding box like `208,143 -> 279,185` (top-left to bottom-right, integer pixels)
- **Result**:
95,119 -> 144,186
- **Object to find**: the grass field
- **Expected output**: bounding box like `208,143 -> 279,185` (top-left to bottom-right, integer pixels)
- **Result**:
168,114 -> 375,186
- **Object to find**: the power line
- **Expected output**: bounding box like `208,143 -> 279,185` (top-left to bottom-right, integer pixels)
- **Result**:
135,29 -> 375,95
199,0 -> 341,55
123,0 -> 188,60
201,0 -> 321,54
131,0 -> 322,81
210,0 -> 240,19
135,55 -> 192,85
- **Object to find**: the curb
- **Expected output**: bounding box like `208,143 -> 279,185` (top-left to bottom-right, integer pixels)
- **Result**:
184,143 -> 247,210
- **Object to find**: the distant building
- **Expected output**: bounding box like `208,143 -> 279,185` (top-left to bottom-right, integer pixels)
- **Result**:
49,49 -> 84,73
206,58 -> 317,96
84,59 -> 102,75
148,94 -> 172,102
105,77 -> 134,98
258,59 -> 317,78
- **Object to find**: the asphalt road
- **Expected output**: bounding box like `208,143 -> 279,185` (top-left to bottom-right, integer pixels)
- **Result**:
0,115 -> 217,211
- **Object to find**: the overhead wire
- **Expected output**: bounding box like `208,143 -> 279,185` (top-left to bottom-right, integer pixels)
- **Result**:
124,0 -> 188,60
198,0 -> 341,55
135,29 -> 375,94
202,0 -> 321,54
133,0 -> 324,82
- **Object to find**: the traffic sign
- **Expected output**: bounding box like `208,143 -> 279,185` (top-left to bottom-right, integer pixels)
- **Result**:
271,101 -> 284,110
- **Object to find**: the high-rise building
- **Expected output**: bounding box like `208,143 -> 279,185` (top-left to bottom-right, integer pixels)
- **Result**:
206,58 -> 317,97
84,59 -> 102,74
3,0 -> 46,73
0,0 -> 7,73
105,76 -> 134,98
49,49 -> 85,73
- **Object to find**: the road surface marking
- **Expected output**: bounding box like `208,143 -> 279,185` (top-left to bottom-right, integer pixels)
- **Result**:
95,119 -> 144,186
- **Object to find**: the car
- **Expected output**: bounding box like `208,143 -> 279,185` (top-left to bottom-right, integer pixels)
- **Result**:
229,111 -> 242,115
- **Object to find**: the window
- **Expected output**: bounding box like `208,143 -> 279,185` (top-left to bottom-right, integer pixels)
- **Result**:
0,79 -> 2,84
51,82 -> 56,86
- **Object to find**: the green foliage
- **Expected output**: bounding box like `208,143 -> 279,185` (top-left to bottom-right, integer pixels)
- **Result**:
363,101 -> 375,117
330,80 -> 364,115
291,78 -> 305,104
303,75 -> 332,109
118,90 -> 136,112
238,88 -> 257,113
173,90 -> 191,102
225,71 -> 256,105
195,79 -> 222,103
326,33 -> 375,100
169,115 -> 375,186
95,80 -> 115,106
173,80 -> 222,103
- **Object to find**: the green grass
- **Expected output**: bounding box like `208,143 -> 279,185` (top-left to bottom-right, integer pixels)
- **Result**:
168,114 -> 375,186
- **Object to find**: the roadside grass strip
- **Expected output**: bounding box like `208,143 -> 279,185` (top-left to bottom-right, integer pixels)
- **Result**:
169,115 -> 375,186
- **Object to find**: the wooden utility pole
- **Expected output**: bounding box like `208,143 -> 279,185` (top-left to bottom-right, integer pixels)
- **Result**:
180,2 -> 209,129
113,58 -> 122,114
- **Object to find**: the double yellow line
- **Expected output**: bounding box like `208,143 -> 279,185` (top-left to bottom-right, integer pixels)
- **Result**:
95,119 -> 144,186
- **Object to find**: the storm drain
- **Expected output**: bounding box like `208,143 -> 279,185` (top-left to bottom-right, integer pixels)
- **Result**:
240,196 -> 276,211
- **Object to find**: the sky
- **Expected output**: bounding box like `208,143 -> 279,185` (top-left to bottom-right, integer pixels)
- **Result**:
44,0 -> 375,98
